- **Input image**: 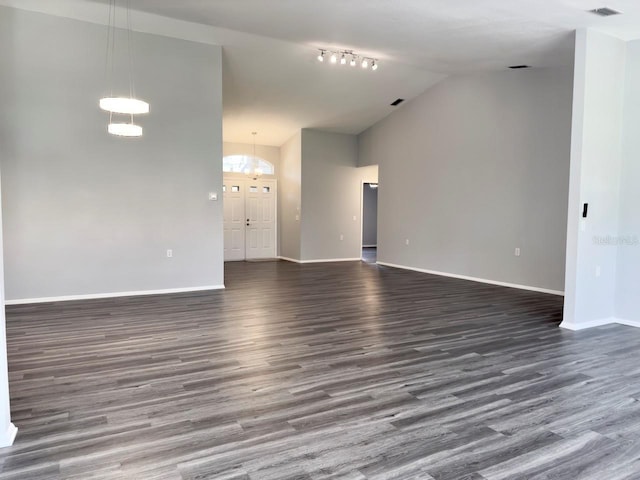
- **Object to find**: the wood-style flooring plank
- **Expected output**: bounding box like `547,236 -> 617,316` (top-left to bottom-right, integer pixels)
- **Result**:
0,260 -> 638,479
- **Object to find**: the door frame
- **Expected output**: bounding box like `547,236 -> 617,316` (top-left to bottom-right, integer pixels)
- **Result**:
360,180 -> 379,260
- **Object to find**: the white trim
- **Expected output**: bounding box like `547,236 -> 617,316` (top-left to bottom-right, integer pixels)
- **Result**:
376,261 -> 565,296
559,317 -> 640,331
560,317 -> 640,331
278,256 -> 302,264
360,181 -> 365,254
5,285 -> 225,306
360,178 -> 379,253
302,258 -> 362,264
559,317 -> 616,331
278,256 -> 361,264
0,423 -> 17,448
614,318 -> 640,329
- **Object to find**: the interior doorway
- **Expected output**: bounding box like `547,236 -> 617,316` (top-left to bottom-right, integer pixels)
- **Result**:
362,182 -> 378,263
223,177 -> 277,261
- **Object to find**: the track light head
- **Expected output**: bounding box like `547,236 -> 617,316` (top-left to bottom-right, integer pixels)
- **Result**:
371,61 -> 378,71
350,55 -> 357,67
361,58 -> 369,69
340,54 -> 347,65
317,50 -> 325,62
330,53 -> 337,64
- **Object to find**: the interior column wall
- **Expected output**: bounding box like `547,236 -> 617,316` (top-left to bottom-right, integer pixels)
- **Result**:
0,176 -> 16,447
562,29 -> 626,329
279,132 -> 302,260
616,39 -> 640,324
300,129 -> 378,262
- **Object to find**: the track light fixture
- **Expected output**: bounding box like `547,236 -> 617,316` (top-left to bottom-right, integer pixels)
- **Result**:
316,49 -> 379,71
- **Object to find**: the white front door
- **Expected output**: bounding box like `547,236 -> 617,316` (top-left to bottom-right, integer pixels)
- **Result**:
223,181 -> 246,261
223,177 -> 277,261
245,179 -> 276,259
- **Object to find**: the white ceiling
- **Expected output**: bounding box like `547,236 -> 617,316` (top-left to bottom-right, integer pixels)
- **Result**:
85,0 -> 640,146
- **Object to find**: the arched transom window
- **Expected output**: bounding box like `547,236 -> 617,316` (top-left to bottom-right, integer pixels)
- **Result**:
223,155 -> 275,175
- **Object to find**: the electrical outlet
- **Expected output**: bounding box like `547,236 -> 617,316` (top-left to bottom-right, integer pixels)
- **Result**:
405,239 -> 410,246
515,248 -> 521,257
596,266 -> 601,277
167,249 -> 173,258
340,234 -> 344,241
353,215 -> 357,221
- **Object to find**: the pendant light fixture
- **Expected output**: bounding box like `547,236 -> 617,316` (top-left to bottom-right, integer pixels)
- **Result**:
99,0 -> 149,137
245,132 -> 263,179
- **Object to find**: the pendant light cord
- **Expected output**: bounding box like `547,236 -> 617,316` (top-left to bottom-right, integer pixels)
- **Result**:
104,0 -> 137,102
126,0 -> 136,101
104,0 -> 116,97
253,133 -> 257,158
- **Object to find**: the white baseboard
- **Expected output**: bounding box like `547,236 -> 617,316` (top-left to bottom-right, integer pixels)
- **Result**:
278,256 -> 302,264
560,317 -> 640,331
376,261 -> 565,296
614,318 -> 640,329
278,256 -> 361,264
0,423 -> 17,448
559,317 -> 616,331
5,285 -> 225,306
302,258 -> 361,264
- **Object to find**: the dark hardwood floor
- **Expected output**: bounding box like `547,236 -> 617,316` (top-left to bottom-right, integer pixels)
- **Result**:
2,260 -> 640,479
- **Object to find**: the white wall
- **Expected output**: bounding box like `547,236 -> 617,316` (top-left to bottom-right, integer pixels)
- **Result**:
300,130 -> 359,260
562,30 -> 627,329
277,129 -> 377,262
300,130 -> 378,261
279,132 -> 302,260
0,7 -> 224,302
0,177 -> 16,447
359,67 -> 573,293
616,39 -> 640,324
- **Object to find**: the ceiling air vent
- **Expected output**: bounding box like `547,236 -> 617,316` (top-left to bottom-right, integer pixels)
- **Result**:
509,65 -> 531,69
589,7 -> 621,17
390,98 -> 405,106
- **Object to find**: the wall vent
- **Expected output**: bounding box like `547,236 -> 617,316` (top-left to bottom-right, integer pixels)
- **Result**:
390,98 -> 405,106
589,7 -> 621,17
509,65 -> 531,69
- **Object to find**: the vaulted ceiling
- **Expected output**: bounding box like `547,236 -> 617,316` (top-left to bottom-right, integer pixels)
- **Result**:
86,0 -> 640,145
